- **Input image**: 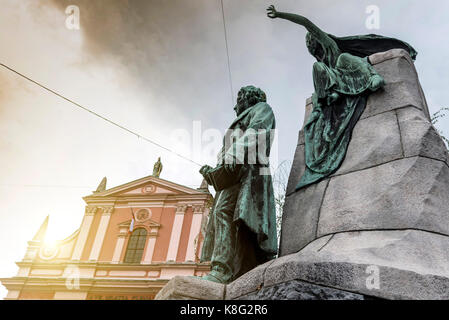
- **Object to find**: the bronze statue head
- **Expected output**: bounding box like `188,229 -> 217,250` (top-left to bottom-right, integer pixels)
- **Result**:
306,32 -> 325,62
234,85 -> 266,116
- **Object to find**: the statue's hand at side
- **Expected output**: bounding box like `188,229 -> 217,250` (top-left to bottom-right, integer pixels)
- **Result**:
200,165 -> 213,185
200,165 -> 212,176
266,5 -> 279,19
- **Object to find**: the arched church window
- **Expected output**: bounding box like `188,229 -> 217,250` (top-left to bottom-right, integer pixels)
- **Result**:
124,228 -> 147,263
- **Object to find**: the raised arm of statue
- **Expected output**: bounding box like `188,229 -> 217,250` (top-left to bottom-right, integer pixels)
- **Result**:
267,5 -> 340,65
267,6 -> 333,46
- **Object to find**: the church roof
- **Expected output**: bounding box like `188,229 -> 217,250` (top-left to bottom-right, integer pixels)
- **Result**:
83,174 -> 210,201
32,215 -> 49,241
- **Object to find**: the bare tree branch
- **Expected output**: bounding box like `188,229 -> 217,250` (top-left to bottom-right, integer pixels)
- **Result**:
272,160 -> 292,249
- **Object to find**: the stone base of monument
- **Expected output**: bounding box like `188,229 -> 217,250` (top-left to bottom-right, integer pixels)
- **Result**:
225,230 -> 449,300
155,272 -> 371,300
156,232 -> 449,300
156,49 -> 449,300
155,276 -> 226,300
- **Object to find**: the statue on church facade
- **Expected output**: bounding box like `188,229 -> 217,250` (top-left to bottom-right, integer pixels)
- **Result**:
152,157 -> 163,178
198,85 -> 277,284
267,5 -> 417,190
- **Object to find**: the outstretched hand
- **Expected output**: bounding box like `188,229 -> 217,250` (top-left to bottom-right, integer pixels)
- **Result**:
200,165 -> 212,177
266,5 -> 278,19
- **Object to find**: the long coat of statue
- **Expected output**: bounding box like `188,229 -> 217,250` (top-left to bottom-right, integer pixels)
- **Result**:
200,101 -> 278,274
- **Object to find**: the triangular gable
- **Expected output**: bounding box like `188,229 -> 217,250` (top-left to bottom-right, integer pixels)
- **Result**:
85,175 -> 206,198
120,184 -> 177,196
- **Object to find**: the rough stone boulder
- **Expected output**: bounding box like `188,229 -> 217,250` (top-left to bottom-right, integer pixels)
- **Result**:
281,48 -> 448,255
155,276 -> 225,300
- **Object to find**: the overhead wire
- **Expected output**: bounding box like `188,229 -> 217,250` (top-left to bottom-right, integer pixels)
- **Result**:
0,2 -> 236,175
220,0 -> 235,104
0,63 -> 202,167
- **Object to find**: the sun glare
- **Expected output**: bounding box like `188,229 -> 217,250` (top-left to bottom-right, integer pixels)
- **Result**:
43,226 -> 61,247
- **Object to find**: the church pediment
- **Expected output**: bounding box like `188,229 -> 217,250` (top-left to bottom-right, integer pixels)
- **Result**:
120,183 -> 176,196
85,175 -> 206,199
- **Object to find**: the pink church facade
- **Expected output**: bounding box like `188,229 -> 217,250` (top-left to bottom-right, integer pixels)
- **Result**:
1,175 -> 212,300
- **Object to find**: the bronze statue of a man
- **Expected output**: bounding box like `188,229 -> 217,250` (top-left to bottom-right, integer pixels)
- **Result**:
199,85 -> 277,284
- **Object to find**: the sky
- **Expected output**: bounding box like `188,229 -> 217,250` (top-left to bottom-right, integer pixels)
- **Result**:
1,0 -> 449,298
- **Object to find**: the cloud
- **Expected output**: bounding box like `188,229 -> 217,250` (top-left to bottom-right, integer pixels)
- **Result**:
39,0 -> 233,124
